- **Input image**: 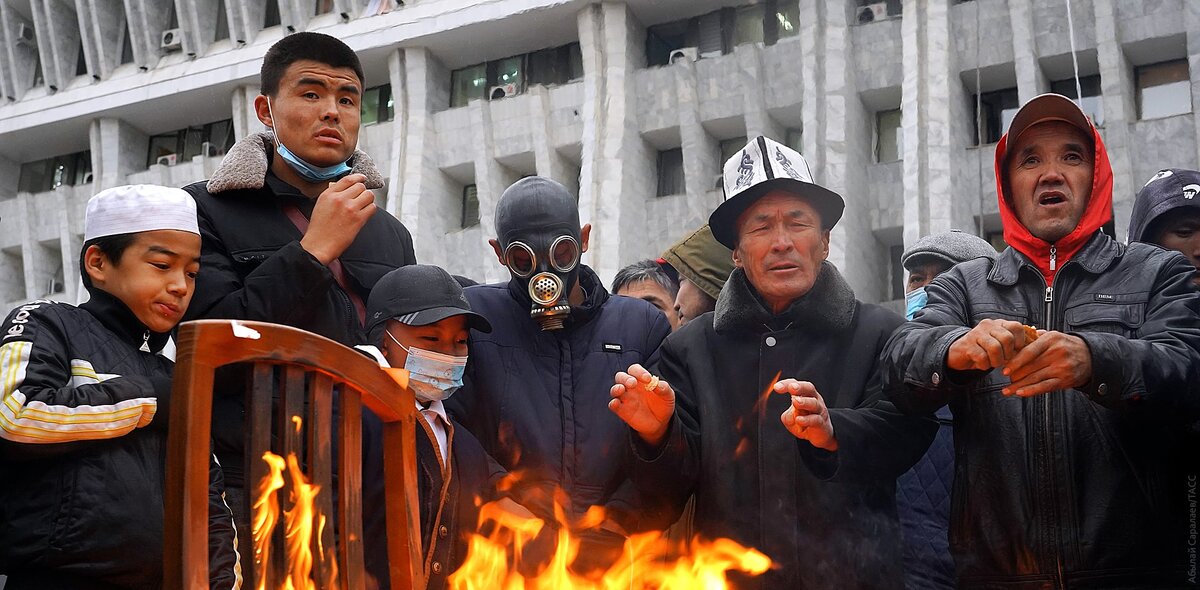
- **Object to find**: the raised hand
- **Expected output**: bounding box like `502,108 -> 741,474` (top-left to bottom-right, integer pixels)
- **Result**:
300,173 -> 376,265
776,379 -> 837,451
609,363 -> 675,446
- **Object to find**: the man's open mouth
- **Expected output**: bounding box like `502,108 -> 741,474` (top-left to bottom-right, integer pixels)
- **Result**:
1038,193 -> 1067,205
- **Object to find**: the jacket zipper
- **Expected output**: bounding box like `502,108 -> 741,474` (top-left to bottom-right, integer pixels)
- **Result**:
1042,244 -> 1065,588
139,330 -> 151,353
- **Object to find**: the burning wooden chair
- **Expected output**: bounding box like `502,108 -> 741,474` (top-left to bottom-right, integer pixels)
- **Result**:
163,319 -> 425,590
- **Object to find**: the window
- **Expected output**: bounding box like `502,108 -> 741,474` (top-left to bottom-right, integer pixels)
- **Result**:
985,230 -> 1006,252
361,84 -> 394,125
645,1 -> 801,67
214,0 -> 229,41
1136,59 -> 1192,120
449,43 -> 583,107
315,0 -> 334,15
32,58 -> 43,88
120,26 -> 134,65
264,1 -> 281,28
719,136 -> 748,167
972,87 -> 1019,145
461,184 -> 480,228
18,151 -> 92,193
785,127 -> 803,153
75,42 -> 87,76
875,108 -> 902,162
1051,75 -> 1104,127
856,0 -> 902,24
146,119 -> 236,168
656,148 -> 685,197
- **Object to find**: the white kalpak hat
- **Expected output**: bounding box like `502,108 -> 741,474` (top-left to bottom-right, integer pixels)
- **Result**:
84,185 -> 199,241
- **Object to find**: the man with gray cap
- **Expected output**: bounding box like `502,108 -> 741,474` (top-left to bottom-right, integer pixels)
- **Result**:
882,94 -> 1200,587
895,230 -> 995,590
609,137 -> 936,589
445,176 -> 672,571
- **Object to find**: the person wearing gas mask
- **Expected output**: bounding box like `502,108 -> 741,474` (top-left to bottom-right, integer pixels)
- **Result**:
182,32 -> 416,543
895,230 -> 994,590
355,264 -> 512,590
445,176 -> 673,571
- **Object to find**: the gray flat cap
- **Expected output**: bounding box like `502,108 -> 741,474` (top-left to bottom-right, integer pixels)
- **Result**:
901,230 -> 997,271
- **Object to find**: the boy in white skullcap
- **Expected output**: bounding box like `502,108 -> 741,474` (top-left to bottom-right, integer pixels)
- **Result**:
0,185 -> 241,589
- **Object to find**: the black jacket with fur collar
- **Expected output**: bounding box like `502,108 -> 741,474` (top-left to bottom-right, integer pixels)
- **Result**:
181,132 -> 416,488
632,262 -> 936,590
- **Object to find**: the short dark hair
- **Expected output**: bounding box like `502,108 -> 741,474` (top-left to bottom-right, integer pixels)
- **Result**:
260,32 -> 365,97
78,233 -> 138,289
611,259 -> 679,298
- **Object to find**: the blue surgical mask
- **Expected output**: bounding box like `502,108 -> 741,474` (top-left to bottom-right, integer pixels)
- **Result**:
387,331 -> 467,403
266,98 -> 353,183
905,287 -> 928,321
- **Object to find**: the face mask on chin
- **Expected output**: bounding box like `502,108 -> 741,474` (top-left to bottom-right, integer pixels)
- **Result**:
266,98 -> 353,183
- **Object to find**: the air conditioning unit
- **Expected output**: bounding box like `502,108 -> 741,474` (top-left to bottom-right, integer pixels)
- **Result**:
160,28 -> 182,51
489,84 -> 518,100
156,154 -> 177,167
856,2 -> 889,23
668,47 -> 698,64
15,22 -> 34,47
44,278 -> 63,295
82,172 -> 93,184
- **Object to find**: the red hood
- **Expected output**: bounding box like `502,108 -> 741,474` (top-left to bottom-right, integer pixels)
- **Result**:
993,123 -> 1113,286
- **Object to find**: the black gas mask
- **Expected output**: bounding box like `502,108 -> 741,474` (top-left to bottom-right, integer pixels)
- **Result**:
494,177 -> 583,331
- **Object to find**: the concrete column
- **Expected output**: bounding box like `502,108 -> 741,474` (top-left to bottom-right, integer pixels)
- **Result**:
798,0 -> 826,178
673,61 -> 719,204
527,85 -> 577,194
177,0 -> 225,56
1093,0 -> 1136,240
1008,0 -> 1049,103
1187,1 -> 1200,170
59,191 -> 83,303
89,118 -> 150,192
31,0 -> 83,91
78,0 -> 131,78
736,44 -> 784,142
384,48 -> 406,217
576,2 -> 653,285
233,0 -> 269,44
231,84 -> 263,141
126,0 -> 175,64
902,0 -> 956,250
16,196 -> 48,301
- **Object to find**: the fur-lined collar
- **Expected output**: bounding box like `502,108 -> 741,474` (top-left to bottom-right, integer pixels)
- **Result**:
206,131 -> 384,194
713,262 -> 857,334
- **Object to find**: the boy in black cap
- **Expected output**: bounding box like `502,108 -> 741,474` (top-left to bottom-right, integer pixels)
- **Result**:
0,185 -> 240,589
1129,168 -> 1200,286
357,264 -> 507,590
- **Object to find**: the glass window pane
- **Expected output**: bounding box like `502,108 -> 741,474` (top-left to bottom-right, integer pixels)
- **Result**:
775,2 -> 800,41
206,120 -> 234,154
264,1 -> 281,28
656,148 -> 685,197
215,0 -> 229,41
315,0 -> 334,15
973,87 -> 1019,145
785,127 -> 803,153
527,47 -> 564,87
18,159 -> 51,193
1137,60 -> 1192,120
51,155 -> 74,189
1051,75 -> 1104,127
462,184 -> 480,228
75,42 -> 87,76
450,64 -> 486,108
492,56 -> 524,92
73,151 -> 92,185
646,21 -> 690,66
120,26 -> 134,64
361,86 -> 381,125
181,127 -> 205,161
148,133 -> 180,167
381,85 -> 394,122
568,43 -> 583,80
719,136 -> 748,166
733,5 -> 765,47
876,108 -> 902,162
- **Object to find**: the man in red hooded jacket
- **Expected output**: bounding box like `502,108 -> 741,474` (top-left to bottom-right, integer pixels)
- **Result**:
881,94 -> 1200,588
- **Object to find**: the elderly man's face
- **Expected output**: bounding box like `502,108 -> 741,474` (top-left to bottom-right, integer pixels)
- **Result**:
733,191 -> 830,313
1006,121 -> 1095,244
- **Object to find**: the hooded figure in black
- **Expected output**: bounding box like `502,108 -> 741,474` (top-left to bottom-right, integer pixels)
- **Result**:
444,176 -> 672,574
1129,168 -> 1200,287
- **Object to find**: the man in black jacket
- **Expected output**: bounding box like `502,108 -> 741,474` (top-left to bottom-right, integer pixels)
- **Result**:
881,94 -> 1200,588
182,32 -> 415,539
445,176 -> 671,573
609,136 -> 936,589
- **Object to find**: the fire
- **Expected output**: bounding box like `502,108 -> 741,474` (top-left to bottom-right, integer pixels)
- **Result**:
253,416 -> 339,590
448,497 -> 771,589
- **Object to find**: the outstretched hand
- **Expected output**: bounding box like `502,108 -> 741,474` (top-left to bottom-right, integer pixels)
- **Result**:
609,363 -> 675,446
776,379 -> 837,451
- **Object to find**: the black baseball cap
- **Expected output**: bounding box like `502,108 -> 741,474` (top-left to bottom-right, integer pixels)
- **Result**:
367,264 -> 492,334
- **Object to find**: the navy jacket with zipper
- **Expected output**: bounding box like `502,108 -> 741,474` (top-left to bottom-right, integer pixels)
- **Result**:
0,291 -> 241,589
882,231 -> 1200,588
446,266 -> 672,535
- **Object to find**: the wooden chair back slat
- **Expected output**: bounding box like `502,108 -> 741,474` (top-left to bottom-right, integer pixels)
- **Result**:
163,320 -> 424,590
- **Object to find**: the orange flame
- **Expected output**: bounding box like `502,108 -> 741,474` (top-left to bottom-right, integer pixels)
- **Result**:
253,416 -> 339,590
448,497 -> 771,589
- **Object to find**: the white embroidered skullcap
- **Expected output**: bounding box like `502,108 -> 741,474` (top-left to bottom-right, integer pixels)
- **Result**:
84,185 -> 199,241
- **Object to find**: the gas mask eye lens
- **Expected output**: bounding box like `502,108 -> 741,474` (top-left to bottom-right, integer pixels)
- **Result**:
549,235 -> 579,273
504,242 -> 536,277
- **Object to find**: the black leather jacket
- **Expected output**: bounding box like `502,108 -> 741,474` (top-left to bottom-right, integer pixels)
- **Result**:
882,231 -> 1200,589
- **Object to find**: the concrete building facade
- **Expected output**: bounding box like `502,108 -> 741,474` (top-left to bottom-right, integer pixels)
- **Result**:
0,0 -> 1197,314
